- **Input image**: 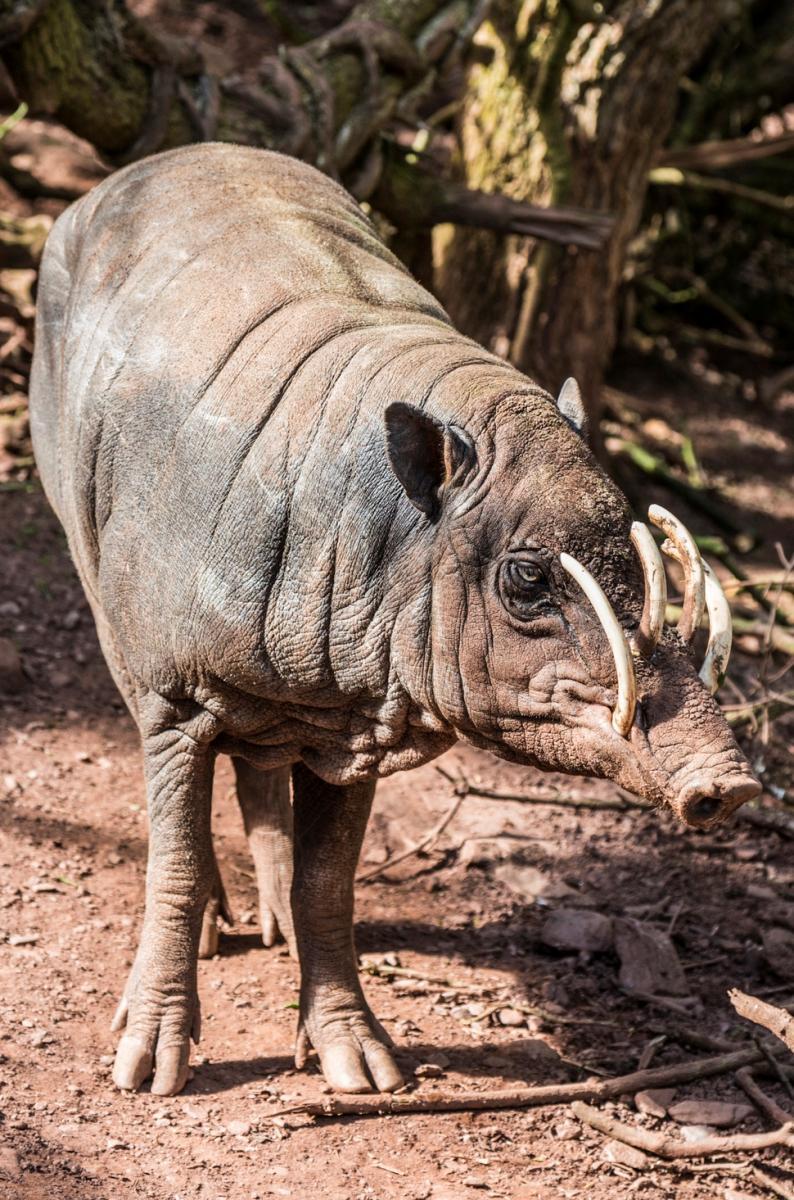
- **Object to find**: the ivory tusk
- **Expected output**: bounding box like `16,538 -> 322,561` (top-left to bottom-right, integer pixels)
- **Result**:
699,558 -> 732,693
559,552 -> 637,737
648,504 -> 705,644
629,521 -> 667,657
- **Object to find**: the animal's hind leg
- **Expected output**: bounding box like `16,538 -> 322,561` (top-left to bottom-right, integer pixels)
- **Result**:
197,849 -> 233,959
233,759 -> 296,956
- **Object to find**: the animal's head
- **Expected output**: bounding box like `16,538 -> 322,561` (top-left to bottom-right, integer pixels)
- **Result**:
385,380 -> 760,829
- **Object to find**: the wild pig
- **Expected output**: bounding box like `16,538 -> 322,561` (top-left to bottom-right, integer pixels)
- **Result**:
29,144 -> 759,1097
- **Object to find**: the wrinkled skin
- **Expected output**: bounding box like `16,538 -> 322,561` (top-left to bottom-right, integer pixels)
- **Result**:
29,144 -> 759,1097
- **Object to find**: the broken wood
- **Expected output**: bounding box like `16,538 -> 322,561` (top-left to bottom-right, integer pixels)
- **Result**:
729,989 -> 794,1054
273,1045 -> 765,1118
572,1100 -> 794,1158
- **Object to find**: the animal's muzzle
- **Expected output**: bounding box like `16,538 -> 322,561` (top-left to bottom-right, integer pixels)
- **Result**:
559,504 -> 732,738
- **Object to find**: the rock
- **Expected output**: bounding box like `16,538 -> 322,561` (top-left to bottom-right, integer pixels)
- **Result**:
8,933 -> 38,946
762,927 -> 794,980
493,861 -> 575,902
497,1007 -> 525,1027
0,1147 -> 21,1180
415,1062 -> 445,1079
62,609 -> 81,630
613,917 -> 689,996
635,1087 -> 677,1118
0,601 -> 20,618
540,908 -> 614,954
226,1119 -> 252,1136
0,637 -> 25,693
667,1100 -> 754,1128
602,1140 -> 649,1169
553,1119 -> 580,1141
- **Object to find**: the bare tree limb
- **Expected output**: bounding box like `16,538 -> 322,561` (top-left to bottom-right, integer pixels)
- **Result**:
730,989 -> 794,1054
273,1045 -> 764,1118
572,1100 -> 794,1158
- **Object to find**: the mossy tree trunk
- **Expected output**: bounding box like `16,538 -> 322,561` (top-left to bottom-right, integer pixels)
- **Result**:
436,0 -> 734,439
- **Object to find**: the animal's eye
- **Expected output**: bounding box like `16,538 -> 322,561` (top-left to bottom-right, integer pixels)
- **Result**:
498,555 -> 550,620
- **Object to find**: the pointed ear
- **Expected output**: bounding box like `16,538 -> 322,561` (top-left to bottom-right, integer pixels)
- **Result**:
557,377 -> 588,440
384,402 -> 475,519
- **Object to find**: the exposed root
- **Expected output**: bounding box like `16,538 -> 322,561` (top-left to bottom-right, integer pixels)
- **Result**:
572,1100 -> 794,1158
730,989 -> 794,1054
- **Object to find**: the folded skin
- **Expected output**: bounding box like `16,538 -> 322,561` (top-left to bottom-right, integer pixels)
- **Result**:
28,143 -> 759,1096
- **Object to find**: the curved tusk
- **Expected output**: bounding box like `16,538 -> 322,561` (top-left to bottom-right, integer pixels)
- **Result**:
629,521 -> 667,657
648,504 -> 705,644
699,558 -> 732,693
559,552 -> 636,737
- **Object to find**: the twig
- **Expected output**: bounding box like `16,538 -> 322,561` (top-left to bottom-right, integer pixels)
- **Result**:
736,804 -> 794,840
272,1046 -> 764,1118
729,990 -> 794,1054
434,765 -> 634,811
572,1101 -> 794,1158
752,1166 -> 794,1200
736,1067 -> 792,1126
356,791 -> 465,882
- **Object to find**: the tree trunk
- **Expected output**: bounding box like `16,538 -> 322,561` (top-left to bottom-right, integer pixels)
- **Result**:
436,0 -> 733,437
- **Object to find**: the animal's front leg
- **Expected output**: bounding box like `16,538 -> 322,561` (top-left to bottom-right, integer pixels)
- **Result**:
291,763 -> 403,1094
112,730 -> 214,1096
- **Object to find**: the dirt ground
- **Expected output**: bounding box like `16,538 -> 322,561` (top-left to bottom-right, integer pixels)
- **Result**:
1,74 -> 794,1200
1,363 -> 794,1200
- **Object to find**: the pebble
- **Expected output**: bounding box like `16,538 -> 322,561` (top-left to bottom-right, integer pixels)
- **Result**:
0,1147 -> 21,1180
226,1120 -> 252,1136
497,1007 -> 525,1027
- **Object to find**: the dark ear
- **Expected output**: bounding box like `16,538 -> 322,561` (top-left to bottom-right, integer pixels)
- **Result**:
557,377 -> 588,440
384,402 -> 474,519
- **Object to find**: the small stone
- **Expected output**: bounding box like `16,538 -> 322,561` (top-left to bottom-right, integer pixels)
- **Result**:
667,1100 -> 753,1128
635,1087 -> 676,1118
414,1062 -> 445,1079
462,1176 -> 489,1189
106,1138 -> 129,1150
62,610 -> 81,630
0,1147 -> 22,1180
8,933 -> 38,946
0,601 -> 21,618
497,1007 -> 525,1027
553,1119 -> 580,1141
603,1140 -> 649,1169
75,751 -> 92,763
49,669 -> 72,689
226,1120 -> 251,1136
762,927 -> 794,981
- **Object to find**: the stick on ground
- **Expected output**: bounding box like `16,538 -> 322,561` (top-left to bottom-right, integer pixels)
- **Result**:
572,1100 -> 794,1158
273,1045 -> 764,1118
735,1067 -> 793,1126
730,989 -> 794,1054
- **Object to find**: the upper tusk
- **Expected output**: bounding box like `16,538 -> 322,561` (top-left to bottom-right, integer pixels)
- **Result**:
559,552 -> 637,737
629,521 -> 667,657
699,558 -> 732,693
648,504 -> 705,644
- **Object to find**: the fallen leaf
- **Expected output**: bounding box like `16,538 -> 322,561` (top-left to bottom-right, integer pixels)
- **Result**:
614,918 -> 689,996
540,908 -> 614,954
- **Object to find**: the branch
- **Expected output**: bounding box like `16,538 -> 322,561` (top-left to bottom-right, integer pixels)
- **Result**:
356,791 -> 465,883
730,989 -> 794,1054
572,1100 -> 794,1158
656,130 -> 794,172
274,1045 -> 764,1118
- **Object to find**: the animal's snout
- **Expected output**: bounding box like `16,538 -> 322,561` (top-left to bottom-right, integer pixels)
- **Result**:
676,774 -> 762,829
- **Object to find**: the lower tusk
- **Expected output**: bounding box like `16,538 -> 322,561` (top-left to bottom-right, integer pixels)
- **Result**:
700,558 -> 732,693
629,521 -> 667,657
648,504 -> 705,644
559,552 -> 637,737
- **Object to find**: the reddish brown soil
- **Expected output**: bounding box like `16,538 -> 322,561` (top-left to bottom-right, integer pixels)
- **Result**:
1,456 -> 793,1200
